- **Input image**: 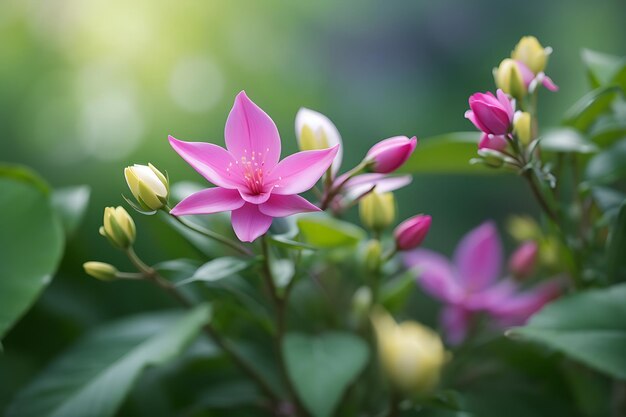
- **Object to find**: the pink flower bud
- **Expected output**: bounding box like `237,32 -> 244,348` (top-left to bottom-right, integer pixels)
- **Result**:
508,241 -> 538,279
478,133 -> 508,151
394,214 -> 432,251
465,89 -> 515,135
366,136 -> 417,174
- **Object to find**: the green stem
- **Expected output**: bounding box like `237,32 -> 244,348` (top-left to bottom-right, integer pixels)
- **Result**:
125,247 -> 279,403
320,161 -> 368,210
164,207 -> 252,256
523,170 -> 558,223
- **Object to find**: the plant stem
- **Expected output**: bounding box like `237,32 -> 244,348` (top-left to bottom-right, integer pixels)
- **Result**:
125,247 -> 279,403
164,207 -> 253,256
523,170 -> 558,223
320,161 -> 368,210
386,390 -> 400,417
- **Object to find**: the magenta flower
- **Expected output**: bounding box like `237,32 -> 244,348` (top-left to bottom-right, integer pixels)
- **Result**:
465,90 -> 515,135
343,173 -> 412,198
365,136 -> 417,173
404,221 -> 561,345
169,91 -> 339,242
394,214 -> 432,251
478,133 -> 508,152
514,60 -> 559,92
508,241 -> 538,279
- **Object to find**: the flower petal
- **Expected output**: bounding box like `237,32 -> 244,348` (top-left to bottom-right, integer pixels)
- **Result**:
488,279 -> 562,326
259,194 -> 320,217
404,249 -> 462,304
464,278 -> 518,311
440,305 -> 472,346
169,136 -> 242,189
343,173 -> 412,198
170,187 -> 244,216
225,91 -> 281,169
231,203 -> 273,242
266,145 -> 339,195
454,221 -> 503,292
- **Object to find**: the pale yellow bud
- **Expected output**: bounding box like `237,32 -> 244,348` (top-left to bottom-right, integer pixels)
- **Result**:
514,112 -> 533,146
83,261 -> 118,281
359,192 -> 396,231
371,309 -> 447,394
507,215 -> 542,242
124,163 -> 169,211
494,59 -> 526,99
363,239 -> 382,272
295,108 -> 343,175
512,36 -> 551,74
100,206 -> 136,249
351,286 -> 373,319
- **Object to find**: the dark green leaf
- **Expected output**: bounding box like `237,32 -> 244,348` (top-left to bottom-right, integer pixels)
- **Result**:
585,138 -> 626,185
581,49 -> 626,88
563,87 -> 621,131
591,186 -> 625,220
177,257 -> 253,286
283,332 -> 369,417
607,203 -> 626,282
52,186 -> 91,237
0,168 -> 64,339
399,132 -> 495,174
297,214 -> 366,248
508,284 -> 626,380
589,115 -> 626,147
539,128 -> 598,154
6,306 -> 211,417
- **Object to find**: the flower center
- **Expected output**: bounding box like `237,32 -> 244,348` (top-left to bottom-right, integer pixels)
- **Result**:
229,148 -> 269,195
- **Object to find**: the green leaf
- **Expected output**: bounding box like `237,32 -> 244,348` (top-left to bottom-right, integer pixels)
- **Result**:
508,284 -> 626,380
399,132 -> 495,174
539,128 -> 598,154
585,138 -> 626,185
589,115 -> 626,147
607,203 -> 626,282
380,272 -> 416,313
283,332 -> 369,417
0,167 -> 64,339
177,257 -> 253,286
581,49 -> 626,91
272,259 -> 295,291
297,214 -> 366,248
7,306 -> 211,417
591,186 -> 625,220
563,86 -> 621,131
52,186 -> 91,237
268,234 -> 317,250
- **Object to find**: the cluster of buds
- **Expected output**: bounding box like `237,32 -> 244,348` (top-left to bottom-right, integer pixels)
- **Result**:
466,36 -> 558,170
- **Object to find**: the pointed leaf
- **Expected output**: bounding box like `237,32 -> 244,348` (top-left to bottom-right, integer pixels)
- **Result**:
297,214 -> 365,248
52,186 -> 91,237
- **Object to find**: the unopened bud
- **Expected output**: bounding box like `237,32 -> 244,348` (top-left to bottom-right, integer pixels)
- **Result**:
514,111 -> 532,146
352,286 -> 373,318
365,136 -> 417,174
394,214 -> 431,251
295,108 -> 343,175
100,206 -> 136,249
360,192 -> 396,231
507,215 -> 542,242
124,163 -> 169,211
512,36 -> 551,74
83,261 -> 118,281
508,241 -> 538,279
494,59 -> 526,99
364,239 -> 382,272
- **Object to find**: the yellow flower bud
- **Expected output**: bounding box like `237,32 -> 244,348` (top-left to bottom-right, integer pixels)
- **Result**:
359,192 -> 396,232
512,36 -> 551,74
83,261 -> 118,281
372,309 -> 447,394
506,215 -> 542,242
100,206 -> 136,249
363,239 -> 382,272
514,111 -> 532,146
295,108 -> 343,175
124,163 -> 169,211
494,59 -> 526,99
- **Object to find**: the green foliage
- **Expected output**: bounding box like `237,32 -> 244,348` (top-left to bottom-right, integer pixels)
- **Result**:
607,203 -> 626,282
0,166 -> 64,339
6,306 -> 211,417
563,86 -> 621,131
297,214 -> 366,248
177,257 -> 254,286
51,186 -> 91,237
585,138 -> 626,185
539,128 -> 598,154
581,49 -> 626,91
509,284 -> 626,380
283,332 -> 370,417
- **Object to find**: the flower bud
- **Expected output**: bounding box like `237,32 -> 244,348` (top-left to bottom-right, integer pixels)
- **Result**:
124,164 -> 169,211
508,241 -> 538,279
513,111 -> 532,146
371,309 -> 447,394
365,136 -> 417,174
465,90 -> 515,136
352,286 -> 373,319
394,214 -> 431,251
99,206 -> 136,249
494,59 -> 527,99
507,215 -> 542,242
295,108 -> 343,175
360,192 -> 396,231
364,239 -> 382,272
512,36 -> 551,74
83,261 -> 118,281
478,133 -> 508,152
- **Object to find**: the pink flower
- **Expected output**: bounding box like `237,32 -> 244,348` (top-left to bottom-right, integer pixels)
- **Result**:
365,136 -> 417,173
169,91 -> 339,242
465,90 -> 515,135
508,241 -> 538,279
404,221 -> 561,345
514,60 -> 559,92
394,215 -> 432,251
343,173 -> 412,198
478,133 -> 508,151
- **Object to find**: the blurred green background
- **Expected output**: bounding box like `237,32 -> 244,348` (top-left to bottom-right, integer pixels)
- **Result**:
1,0 -> 625,411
